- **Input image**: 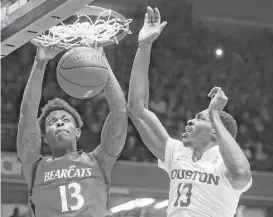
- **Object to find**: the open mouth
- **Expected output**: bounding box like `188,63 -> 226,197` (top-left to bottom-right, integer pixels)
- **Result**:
182,126 -> 193,139
182,133 -> 187,138
185,126 -> 192,133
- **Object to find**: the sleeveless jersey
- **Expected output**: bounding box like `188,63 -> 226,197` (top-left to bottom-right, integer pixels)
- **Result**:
23,147 -> 115,217
158,138 -> 252,217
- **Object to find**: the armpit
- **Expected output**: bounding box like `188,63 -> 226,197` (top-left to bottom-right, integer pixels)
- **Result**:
91,146 -> 118,182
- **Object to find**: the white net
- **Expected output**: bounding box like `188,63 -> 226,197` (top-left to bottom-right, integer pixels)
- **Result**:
33,7 -> 132,48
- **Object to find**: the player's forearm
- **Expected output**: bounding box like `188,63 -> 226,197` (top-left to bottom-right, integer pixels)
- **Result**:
103,61 -> 127,115
20,56 -> 48,119
128,42 -> 152,115
100,58 -> 128,157
209,111 -> 250,175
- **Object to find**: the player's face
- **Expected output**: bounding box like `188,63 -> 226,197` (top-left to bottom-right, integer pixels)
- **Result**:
182,110 -> 215,149
44,110 -> 79,149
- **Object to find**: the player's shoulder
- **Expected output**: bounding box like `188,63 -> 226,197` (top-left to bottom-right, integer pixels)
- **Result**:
165,137 -> 193,161
209,145 -> 224,162
166,137 -> 186,152
83,151 -> 97,161
41,155 -> 53,162
85,149 -> 107,167
167,137 -> 183,147
72,151 -> 95,163
41,152 -> 92,163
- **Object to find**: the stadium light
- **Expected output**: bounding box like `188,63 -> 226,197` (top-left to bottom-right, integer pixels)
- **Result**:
215,48 -> 224,57
154,200 -> 168,209
110,198 -> 156,213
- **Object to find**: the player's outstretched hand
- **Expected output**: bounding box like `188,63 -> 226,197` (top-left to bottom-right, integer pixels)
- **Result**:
208,87 -> 228,113
138,6 -> 167,44
31,40 -> 64,60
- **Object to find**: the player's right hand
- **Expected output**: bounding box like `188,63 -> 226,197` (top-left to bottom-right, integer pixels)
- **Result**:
138,6 -> 167,44
31,40 -> 64,60
208,87 -> 228,113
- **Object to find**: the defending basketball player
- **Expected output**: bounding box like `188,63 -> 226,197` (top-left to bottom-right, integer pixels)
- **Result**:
128,7 -> 252,217
16,43 -> 127,217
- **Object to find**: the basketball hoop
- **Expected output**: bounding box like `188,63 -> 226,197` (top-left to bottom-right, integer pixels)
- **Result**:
32,5 -> 132,49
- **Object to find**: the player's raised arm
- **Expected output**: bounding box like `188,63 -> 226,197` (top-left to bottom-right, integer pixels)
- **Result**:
127,7 -> 169,162
98,51 -> 128,159
208,87 -> 252,190
17,43 -> 63,164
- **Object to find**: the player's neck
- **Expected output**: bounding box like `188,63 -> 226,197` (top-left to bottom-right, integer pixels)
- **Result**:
192,141 -> 216,161
51,144 -> 77,158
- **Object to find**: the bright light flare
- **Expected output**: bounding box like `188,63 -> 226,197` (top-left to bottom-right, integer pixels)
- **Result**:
154,200 -> 169,209
110,198 -> 155,213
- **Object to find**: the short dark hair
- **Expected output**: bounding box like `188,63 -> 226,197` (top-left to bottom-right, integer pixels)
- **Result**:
38,98 -> 83,134
219,111 -> 237,138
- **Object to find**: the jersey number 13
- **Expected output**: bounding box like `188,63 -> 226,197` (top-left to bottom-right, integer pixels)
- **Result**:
174,183 -> 193,207
59,182 -> 84,212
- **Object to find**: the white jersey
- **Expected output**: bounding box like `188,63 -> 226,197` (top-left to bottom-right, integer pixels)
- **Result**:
158,138 -> 252,217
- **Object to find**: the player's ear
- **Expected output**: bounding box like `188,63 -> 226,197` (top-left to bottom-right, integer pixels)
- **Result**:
211,129 -> 217,142
76,128 -> 82,141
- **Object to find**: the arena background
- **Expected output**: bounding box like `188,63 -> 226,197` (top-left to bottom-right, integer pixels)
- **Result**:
1,0 -> 273,216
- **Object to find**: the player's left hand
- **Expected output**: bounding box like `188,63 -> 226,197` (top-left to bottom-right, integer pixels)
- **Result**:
31,40 -> 64,60
138,6 -> 167,44
208,87 -> 228,113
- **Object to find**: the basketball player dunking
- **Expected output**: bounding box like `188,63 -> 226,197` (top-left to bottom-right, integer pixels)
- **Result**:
128,7 -> 252,217
17,43 -> 127,217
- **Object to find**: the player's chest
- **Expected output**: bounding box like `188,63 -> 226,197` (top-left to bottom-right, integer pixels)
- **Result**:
34,155 -> 102,186
170,151 -> 220,186
31,155 -> 108,216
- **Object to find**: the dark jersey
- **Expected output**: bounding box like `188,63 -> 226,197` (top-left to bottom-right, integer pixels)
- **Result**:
22,146 -> 117,217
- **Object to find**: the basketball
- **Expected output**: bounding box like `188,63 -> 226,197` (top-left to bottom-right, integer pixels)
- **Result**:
56,47 -> 109,99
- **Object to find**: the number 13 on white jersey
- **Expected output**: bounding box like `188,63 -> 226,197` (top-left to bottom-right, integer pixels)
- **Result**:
173,183 -> 193,207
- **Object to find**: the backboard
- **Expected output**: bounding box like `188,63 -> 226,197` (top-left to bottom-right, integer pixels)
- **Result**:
1,0 -> 96,59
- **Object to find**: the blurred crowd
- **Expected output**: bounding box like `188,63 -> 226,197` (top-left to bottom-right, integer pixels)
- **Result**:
1,0 -> 273,171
